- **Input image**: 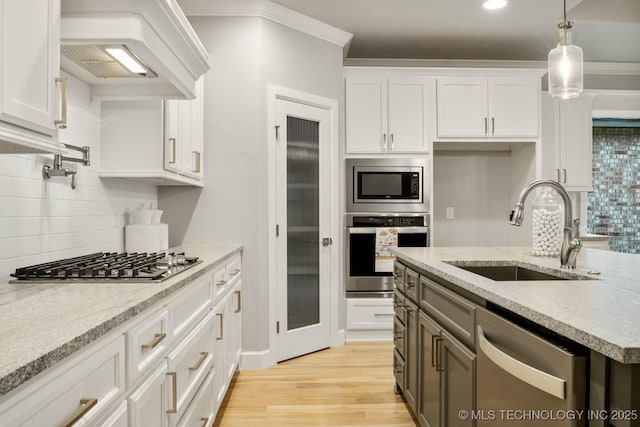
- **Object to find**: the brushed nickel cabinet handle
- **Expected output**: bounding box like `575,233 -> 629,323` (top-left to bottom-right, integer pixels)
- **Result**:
217,313 -> 224,340
235,290 -> 242,313
484,117 -> 488,135
390,133 -> 394,150
556,169 -> 561,182
563,168 -> 567,183
167,372 -> 177,413
63,398 -> 97,427
189,352 -> 209,371
382,133 -> 387,150
435,336 -> 444,372
55,77 -> 68,129
193,151 -> 201,173
217,279 -> 227,286
230,268 -> 241,276
491,117 -> 495,134
168,138 -> 177,164
201,417 -> 210,427
141,333 -> 166,351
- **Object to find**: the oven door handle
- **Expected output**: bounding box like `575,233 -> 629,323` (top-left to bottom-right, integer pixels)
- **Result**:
347,227 -> 429,234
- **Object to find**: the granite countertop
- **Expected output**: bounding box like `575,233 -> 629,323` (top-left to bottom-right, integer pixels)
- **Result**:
391,246 -> 640,364
0,244 -> 242,397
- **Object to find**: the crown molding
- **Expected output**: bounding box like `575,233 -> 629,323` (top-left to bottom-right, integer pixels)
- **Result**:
178,0 -> 353,55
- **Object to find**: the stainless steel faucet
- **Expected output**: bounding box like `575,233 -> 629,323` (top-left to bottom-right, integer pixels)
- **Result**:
509,179 -> 582,269
42,144 -> 90,190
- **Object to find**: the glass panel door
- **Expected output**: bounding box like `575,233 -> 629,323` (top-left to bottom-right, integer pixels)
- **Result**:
286,116 -> 319,330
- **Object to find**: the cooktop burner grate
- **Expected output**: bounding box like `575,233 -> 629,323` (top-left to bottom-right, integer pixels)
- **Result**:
10,252 -> 201,282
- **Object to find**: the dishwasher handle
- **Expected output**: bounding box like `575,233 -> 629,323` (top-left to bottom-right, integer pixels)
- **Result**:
477,326 -> 566,400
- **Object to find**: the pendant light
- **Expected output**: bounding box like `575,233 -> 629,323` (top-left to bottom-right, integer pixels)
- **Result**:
548,0 -> 583,99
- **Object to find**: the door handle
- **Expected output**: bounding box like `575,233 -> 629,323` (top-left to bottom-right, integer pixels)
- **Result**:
322,237 -> 333,247
477,326 -> 566,399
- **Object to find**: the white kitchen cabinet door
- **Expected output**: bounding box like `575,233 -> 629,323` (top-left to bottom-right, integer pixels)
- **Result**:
224,287 -> 237,382
437,77 -> 539,139
346,76 -> 388,153
387,78 -> 430,153
436,78 -> 488,137
128,362 -> 168,427
0,0 -> 60,135
164,99 -> 182,173
213,299 -> 228,409
558,97 -> 593,191
489,78 -> 539,138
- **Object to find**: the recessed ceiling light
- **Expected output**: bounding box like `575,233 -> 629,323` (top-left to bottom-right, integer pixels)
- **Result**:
483,0 -> 507,10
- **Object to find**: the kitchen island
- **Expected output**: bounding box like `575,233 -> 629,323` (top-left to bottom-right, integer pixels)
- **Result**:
0,244 -> 242,427
391,246 -> 639,427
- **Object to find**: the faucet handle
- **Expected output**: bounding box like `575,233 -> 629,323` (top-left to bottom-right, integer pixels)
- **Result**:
572,218 -> 580,239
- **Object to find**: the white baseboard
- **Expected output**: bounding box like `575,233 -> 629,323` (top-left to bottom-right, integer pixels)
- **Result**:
346,329 -> 393,342
238,349 -> 274,370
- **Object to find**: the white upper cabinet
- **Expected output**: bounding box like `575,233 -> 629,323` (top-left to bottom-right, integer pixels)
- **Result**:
346,76 -> 431,154
541,94 -> 593,191
0,0 -> 66,153
100,77 -> 205,187
436,77 -> 540,139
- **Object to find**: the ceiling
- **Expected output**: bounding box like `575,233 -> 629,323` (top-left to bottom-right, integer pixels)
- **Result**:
270,0 -> 640,64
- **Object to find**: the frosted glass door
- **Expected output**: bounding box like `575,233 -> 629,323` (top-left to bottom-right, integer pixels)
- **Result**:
286,116 -> 320,330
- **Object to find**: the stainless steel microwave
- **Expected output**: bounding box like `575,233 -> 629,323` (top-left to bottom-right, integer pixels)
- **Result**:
346,158 -> 430,213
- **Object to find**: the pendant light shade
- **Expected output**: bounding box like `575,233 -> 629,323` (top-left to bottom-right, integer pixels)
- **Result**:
548,1 -> 583,99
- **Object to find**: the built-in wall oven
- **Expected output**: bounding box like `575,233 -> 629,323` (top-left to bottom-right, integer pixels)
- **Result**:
346,158 -> 430,213
346,213 -> 430,298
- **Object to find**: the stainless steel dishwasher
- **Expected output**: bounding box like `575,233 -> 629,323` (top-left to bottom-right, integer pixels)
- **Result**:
476,307 -> 587,426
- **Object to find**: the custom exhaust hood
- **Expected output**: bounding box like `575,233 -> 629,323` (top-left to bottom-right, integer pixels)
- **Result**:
60,0 -> 210,100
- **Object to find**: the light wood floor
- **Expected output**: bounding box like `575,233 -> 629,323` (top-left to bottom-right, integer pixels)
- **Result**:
213,342 -> 417,427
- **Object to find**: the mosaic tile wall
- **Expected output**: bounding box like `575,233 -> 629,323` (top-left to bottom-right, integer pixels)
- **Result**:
588,127 -> 640,253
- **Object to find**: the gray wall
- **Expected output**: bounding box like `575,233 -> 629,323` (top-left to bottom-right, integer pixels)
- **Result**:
433,151 -> 512,247
158,16 -> 344,353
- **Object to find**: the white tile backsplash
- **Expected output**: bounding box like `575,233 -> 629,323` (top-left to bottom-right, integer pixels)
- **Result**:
0,72 -> 157,276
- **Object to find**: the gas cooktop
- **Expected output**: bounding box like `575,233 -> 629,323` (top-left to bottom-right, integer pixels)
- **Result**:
10,252 -> 201,283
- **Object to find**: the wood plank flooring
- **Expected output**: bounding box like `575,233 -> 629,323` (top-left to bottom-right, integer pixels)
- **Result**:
213,342 -> 417,426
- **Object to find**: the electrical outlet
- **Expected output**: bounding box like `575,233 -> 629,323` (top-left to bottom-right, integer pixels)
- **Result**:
446,207 -> 455,219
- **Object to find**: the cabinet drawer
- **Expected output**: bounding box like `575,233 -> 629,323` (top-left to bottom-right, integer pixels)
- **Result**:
127,307 -> 171,388
1,335 -> 125,427
393,289 -> 406,325
177,369 -> 215,427
393,349 -> 405,391
167,311 -> 215,425
99,401 -> 128,427
169,274 -> 213,341
212,265 -> 227,299
393,262 -> 406,294
420,276 -> 477,348
226,256 -> 242,284
346,298 -> 394,331
394,316 -> 406,358
405,267 -> 419,304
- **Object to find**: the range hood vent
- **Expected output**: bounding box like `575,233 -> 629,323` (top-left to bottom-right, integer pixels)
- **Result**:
61,45 -> 157,79
61,0 -> 210,100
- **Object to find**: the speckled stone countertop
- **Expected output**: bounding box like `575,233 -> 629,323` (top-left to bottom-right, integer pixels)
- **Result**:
391,247 -> 640,364
0,244 -> 242,396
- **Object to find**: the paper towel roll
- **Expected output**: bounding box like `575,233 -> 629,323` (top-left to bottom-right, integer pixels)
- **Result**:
126,224 -> 162,253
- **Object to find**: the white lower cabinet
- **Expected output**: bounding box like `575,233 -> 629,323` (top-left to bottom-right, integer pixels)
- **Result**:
0,252 -> 243,427
177,370 -> 215,427
346,298 -> 394,341
0,335 -> 125,427
128,362 -> 168,427
99,401 -> 128,427
166,311 -> 215,426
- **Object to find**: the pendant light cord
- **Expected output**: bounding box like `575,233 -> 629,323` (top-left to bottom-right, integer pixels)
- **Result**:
563,0 -> 567,20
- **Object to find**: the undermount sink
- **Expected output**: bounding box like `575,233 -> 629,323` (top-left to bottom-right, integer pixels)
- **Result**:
444,261 -> 596,281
